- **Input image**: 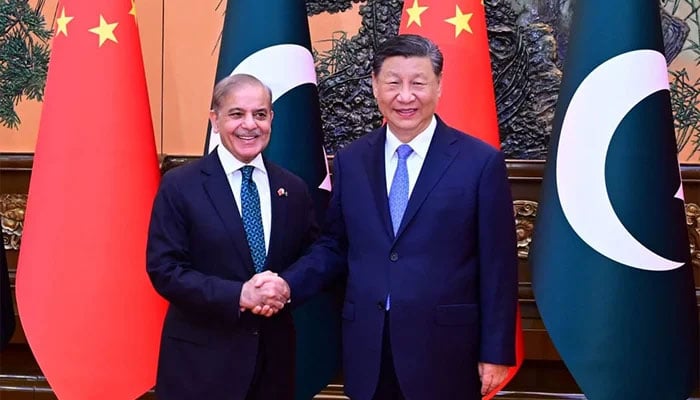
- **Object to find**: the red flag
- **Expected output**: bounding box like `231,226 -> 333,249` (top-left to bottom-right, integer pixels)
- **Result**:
400,0 -> 499,147
15,1 -> 167,398
400,1 -> 524,397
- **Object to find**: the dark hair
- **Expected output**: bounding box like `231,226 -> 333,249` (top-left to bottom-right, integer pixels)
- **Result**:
372,34 -> 443,76
211,74 -> 273,112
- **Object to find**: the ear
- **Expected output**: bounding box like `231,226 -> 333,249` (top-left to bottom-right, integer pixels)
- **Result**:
209,110 -> 219,133
436,74 -> 443,98
371,73 -> 379,99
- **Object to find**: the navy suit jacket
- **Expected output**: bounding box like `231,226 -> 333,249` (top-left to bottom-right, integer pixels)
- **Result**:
147,151 -> 317,399
282,118 -> 518,400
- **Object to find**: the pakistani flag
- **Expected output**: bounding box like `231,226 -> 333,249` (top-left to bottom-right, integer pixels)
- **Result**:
530,1 -> 699,398
205,1 -> 339,398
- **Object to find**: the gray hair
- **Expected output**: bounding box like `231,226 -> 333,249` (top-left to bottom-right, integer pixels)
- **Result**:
211,74 -> 273,112
372,34 -> 444,77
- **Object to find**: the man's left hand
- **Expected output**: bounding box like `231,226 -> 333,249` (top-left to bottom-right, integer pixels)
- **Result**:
478,362 -> 509,396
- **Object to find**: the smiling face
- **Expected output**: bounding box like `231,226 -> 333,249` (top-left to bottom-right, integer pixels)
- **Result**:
209,81 -> 273,163
372,55 -> 442,142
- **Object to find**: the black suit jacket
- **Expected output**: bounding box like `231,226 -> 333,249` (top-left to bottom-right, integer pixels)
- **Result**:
147,151 -> 317,399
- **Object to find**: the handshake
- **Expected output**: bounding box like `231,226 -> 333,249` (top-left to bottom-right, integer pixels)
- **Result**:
239,271 -> 291,317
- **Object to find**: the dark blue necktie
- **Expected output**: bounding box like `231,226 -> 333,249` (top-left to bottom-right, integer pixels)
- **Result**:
388,144 -> 414,234
240,166 -> 266,273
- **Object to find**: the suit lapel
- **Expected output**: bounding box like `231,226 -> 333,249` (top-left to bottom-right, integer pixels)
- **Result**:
395,120 -> 458,240
264,161 -> 288,273
363,127 -> 394,239
201,152 -> 256,275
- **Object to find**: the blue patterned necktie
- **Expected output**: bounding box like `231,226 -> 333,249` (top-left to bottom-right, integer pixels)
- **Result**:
388,144 -> 413,234
240,166 -> 266,273
385,144 -> 413,310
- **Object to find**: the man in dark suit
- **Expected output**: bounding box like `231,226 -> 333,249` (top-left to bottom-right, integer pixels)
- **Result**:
250,34 -> 518,399
146,74 -> 317,400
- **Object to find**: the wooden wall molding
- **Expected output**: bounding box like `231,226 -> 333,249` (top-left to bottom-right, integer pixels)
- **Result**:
514,200 -> 537,260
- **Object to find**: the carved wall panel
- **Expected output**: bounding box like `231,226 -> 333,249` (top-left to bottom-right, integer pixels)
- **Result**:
0,194 -> 26,251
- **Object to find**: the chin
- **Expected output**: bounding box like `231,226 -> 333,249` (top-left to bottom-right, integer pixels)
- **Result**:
392,122 -> 418,132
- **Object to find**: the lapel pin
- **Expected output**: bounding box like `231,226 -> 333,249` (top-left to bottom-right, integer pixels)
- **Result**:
277,188 -> 288,197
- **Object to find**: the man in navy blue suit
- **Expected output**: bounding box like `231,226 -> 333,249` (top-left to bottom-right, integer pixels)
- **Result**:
146,74 -> 317,400
250,34 -> 518,400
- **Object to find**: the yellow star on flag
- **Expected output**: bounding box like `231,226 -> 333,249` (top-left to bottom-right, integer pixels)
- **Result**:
88,15 -> 119,47
129,0 -> 137,18
56,7 -> 74,37
445,5 -> 473,37
405,0 -> 428,28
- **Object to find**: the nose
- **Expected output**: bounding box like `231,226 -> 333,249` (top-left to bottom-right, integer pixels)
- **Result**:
397,84 -> 414,103
241,112 -> 256,129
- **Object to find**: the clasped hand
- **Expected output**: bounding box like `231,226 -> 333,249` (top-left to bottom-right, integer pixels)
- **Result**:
239,271 -> 290,317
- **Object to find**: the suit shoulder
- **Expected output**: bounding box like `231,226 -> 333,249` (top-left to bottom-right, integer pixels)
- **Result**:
161,157 -> 207,184
437,125 -> 506,173
447,126 -> 500,155
335,126 -> 383,159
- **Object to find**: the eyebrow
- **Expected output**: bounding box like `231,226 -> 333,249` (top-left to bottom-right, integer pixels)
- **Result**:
224,107 -> 269,113
381,71 -> 430,80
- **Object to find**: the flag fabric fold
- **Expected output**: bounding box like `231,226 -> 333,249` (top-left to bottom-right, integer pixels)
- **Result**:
206,1 -> 339,398
15,1 -> 167,398
399,2 -> 524,397
531,1 -> 699,398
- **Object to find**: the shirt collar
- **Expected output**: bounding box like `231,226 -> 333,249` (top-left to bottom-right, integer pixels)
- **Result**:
216,145 -> 267,176
385,115 -> 437,160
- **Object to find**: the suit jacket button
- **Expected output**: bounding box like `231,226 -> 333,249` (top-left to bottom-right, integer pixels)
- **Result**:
390,252 -> 399,262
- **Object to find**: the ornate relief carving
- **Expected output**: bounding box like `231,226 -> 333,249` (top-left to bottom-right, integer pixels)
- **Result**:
514,200 -> 538,260
513,201 -> 700,265
1,194 -> 27,250
3,193 -> 698,266
685,203 -> 700,268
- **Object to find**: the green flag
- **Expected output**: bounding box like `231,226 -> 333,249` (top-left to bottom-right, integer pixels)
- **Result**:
205,1 -> 339,398
530,1 -> 698,398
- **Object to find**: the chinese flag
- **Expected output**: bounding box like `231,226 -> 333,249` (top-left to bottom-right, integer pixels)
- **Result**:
15,1 -> 167,399
400,0 -> 500,147
400,1 -> 524,397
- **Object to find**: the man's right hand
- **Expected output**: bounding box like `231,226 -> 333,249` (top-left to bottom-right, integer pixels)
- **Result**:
239,271 -> 290,317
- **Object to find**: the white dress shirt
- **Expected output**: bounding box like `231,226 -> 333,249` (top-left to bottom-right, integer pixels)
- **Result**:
384,115 -> 437,197
216,146 -> 271,252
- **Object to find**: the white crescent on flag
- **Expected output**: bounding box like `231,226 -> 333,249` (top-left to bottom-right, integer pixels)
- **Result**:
556,49 -> 684,272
